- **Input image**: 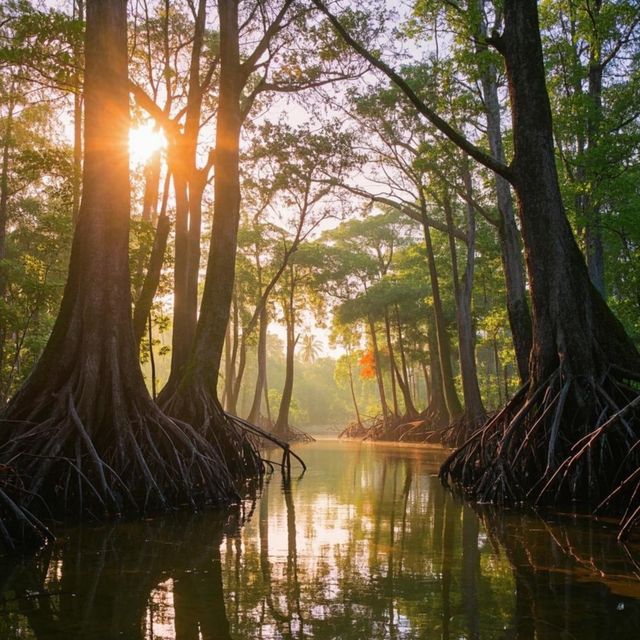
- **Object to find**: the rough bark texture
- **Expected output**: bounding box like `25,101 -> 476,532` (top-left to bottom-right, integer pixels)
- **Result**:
442,0 -> 640,537
163,0 -> 207,395
0,0 -> 236,553
477,28 -> 532,382
156,0 -> 276,481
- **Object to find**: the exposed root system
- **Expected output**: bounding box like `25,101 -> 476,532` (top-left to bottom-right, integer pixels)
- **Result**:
338,409 -> 459,444
440,365 -> 640,539
0,382 -> 239,554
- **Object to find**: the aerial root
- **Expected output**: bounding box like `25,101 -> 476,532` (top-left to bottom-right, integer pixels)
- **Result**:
225,413 -> 307,477
0,388 -> 240,552
440,366 -> 640,538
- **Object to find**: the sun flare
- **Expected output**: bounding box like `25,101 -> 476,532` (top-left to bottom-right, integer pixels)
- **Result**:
129,123 -> 166,166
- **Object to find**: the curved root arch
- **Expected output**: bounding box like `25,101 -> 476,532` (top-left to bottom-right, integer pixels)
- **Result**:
440,365 -> 640,539
0,383 -> 239,552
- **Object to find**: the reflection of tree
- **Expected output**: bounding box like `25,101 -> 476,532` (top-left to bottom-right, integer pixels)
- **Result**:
0,514 -> 233,639
479,509 -> 640,639
461,506 -> 480,640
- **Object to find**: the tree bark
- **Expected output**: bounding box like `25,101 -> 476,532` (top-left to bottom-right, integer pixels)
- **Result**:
383,308 -> 400,417
274,268 -> 297,438
133,171 -> 171,346
367,315 -> 390,427
393,304 -> 418,418
248,304 -> 269,424
347,349 -> 363,428
476,16 -> 532,382
419,194 -> 463,421
426,312 -> 448,425
163,0 -> 208,395
443,178 -> 485,424
501,0 -> 637,386
0,0 -> 236,551
180,0 -> 242,397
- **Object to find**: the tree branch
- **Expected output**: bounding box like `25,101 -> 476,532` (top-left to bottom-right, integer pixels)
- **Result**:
310,0 -> 515,183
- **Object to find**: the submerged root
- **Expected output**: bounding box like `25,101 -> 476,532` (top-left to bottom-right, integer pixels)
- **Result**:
0,383 -> 239,553
440,366 -> 640,539
160,381 -> 306,484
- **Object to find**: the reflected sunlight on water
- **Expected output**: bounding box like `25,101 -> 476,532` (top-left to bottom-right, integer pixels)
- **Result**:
1,440 -> 640,639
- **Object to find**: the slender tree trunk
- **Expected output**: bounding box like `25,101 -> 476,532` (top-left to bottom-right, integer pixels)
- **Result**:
248,304 -> 268,424
443,178 -> 485,424
163,0 -> 207,396
141,150 -> 161,223
274,272 -> 297,438
392,305 -> 418,418
493,335 -> 502,406
167,165 -> 191,384
347,350 -> 363,427
419,195 -> 463,421
426,313 -> 448,424
188,0 -> 242,395
367,315 -> 390,426
223,303 -> 236,411
476,2 -> 532,382
133,171 -> 171,346
383,308 -> 399,417
230,335 -> 247,414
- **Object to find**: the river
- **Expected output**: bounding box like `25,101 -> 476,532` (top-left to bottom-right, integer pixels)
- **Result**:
1,439 -> 640,638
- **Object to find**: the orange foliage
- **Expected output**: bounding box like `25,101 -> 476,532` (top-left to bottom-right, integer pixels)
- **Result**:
358,351 -> 376,380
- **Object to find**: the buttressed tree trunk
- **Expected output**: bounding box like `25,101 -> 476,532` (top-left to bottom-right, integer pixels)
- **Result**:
158,0 -> 268,478
442,0 -> 640,537
0,0 -> 236,553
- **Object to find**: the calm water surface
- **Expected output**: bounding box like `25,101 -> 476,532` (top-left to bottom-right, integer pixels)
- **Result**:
1,439 -> 640,639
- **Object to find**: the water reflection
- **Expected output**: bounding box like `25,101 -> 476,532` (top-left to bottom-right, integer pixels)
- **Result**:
1,440 -> 640,639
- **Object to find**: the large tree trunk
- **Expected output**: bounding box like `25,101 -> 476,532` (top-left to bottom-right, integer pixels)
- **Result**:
0,0 -> 236,552
163,0 -> 207,396
442,0 -> 640,537
157,0 -> 271,479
